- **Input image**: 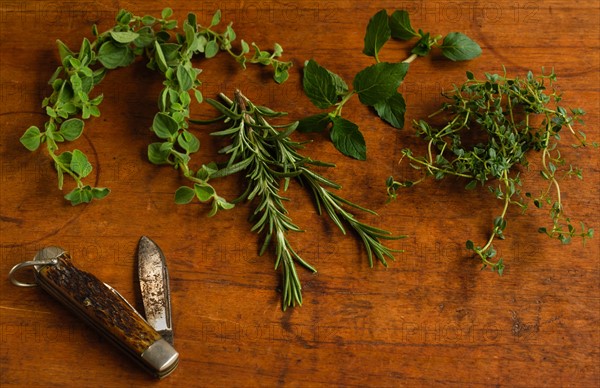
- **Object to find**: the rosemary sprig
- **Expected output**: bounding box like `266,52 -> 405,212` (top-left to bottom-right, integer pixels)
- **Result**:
387,68 -> 595,274
191,90 -> 404,309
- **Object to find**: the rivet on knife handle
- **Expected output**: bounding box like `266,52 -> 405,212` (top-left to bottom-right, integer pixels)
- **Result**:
8,247 -> 179,379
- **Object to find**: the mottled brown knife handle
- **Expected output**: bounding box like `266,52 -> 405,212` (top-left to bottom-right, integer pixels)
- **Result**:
33,248 -> 178,378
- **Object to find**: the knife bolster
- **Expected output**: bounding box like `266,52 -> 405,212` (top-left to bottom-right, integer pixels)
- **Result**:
141,338 -> 180,378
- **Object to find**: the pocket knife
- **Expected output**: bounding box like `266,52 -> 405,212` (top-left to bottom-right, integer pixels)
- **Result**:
8,236 -> 179,379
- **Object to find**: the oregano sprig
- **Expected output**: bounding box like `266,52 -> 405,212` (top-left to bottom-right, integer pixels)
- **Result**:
190,90 -> 404,309
20,8 -> 292,206
298,9 -> 481,160
386,68 -> 596,274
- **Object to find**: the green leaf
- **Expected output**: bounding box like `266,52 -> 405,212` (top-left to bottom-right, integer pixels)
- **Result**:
465,180 -> 477,190
109,30 -> 140,44
328,68 -> 348,96
210,9 -> 222,26
59,118 -> 84,141
154,41 -> 168,72
273,64 -> 290,84
194,89 -> 203,103
411,32 -> 432,56
389,10 -> 418,40
56,39 -> 74,62
330,116 -> 366,160
64,187 -> 90,206
91,187 -> 110,200
297,113 -> 332,133
176,64 -> 194,91
152,112 -> 179,139
148,142 -> 170,164
161,7 -> 173,19
373,92 -> 406,128
177,130 -> 200,153
70,149 -> 92,178
204,40 -> 219,58
466,240 -> 475,250
20,126 -> 42,151
97,41 -> 134,69
363,9 -> 391,59
303,59 -> 341,109
174,186 -> 195,204
194,184 -> 215,202
440,32 -> 482,61
353,62 -> 409,106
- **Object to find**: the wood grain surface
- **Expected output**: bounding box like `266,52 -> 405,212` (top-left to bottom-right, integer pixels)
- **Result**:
1,1 -> 598,386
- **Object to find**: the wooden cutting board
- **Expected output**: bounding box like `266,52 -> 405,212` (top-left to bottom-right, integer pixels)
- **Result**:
1,1 -> 598,386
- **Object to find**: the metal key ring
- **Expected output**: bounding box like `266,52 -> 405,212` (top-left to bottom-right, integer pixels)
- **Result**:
8,258 -> 59,287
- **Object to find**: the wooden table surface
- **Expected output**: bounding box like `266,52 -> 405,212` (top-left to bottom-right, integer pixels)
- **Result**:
1,1 -> 598,386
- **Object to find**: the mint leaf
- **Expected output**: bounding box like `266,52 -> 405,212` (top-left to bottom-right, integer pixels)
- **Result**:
152,112 -> 179,139
70,149 -> 92,178
440,32 -> 482,61
20,126 -> 42,151
303,59 -> 340,109
330,116 -> 366,160
363,9 -> 391,59
353,62 -> 409,106
328,69 -> 348,96
389,10 -> 418,40
297,113 -> 331,133
59,118 -> 84,141
373,92 -> 406,129
411,31 -> 432,56
174,186 -> 195,204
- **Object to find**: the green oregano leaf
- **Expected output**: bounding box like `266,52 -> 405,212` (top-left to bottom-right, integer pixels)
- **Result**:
330,116 -> 366,160
91,187 -> 110,200
353,62 -> 409,106
302,59 -> 340,109
362,9 -> 391,60
194,184 -> 215,202
148,142 -> 170,164
176,64 -> 194,91
20,126 -> 42,151
389,10 -> 418,40
97,41 -> 134,69
177,130 -> 200,153
174,186 -> 195,204
204,40 -> 219,58
109,30 -> 140,44
440,32 -> 482,61
59,118 -> 84,141
152,112 -> 179,139
70,149 -> 92,178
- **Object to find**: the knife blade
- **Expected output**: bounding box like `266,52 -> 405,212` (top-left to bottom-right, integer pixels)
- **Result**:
137,236 -> 174,345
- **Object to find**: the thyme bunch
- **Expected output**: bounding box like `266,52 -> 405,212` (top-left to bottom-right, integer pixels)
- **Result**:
189,90 -> 403,309
387,69 -> 595,273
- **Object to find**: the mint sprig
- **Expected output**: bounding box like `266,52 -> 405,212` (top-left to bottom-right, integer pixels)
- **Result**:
299,9 -> 481,160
